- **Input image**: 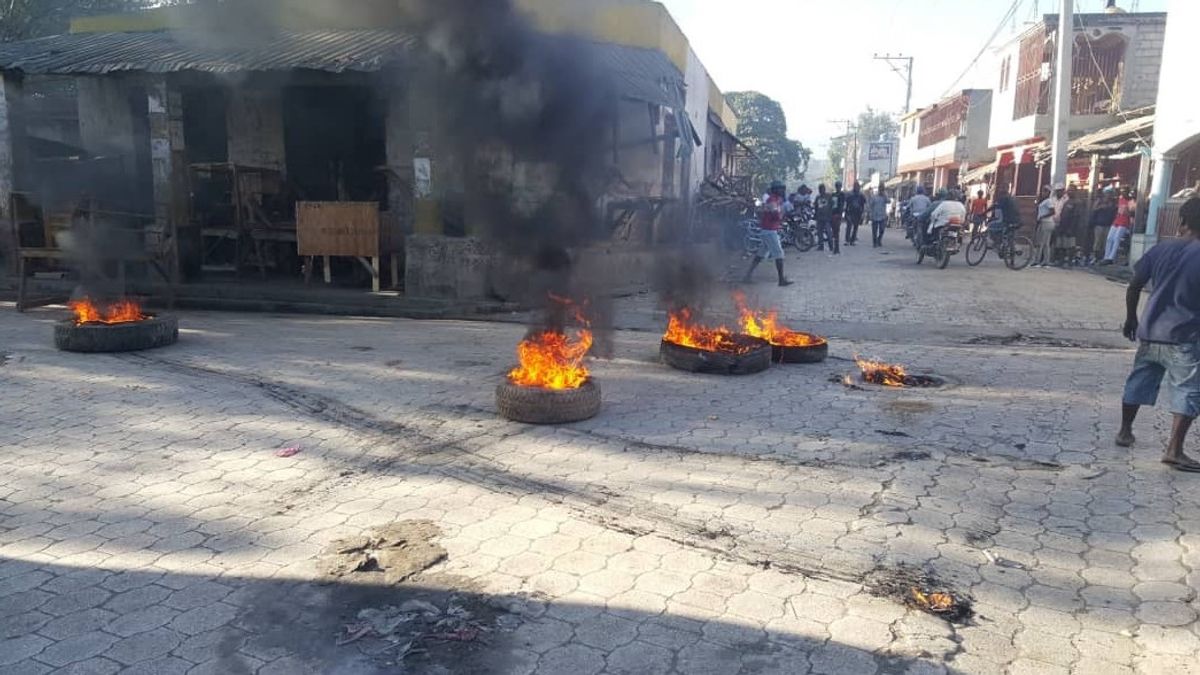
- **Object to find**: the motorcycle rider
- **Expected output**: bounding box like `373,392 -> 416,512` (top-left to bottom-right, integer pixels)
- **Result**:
907,186 -> 932,241
927,188 -> 966,248
743,181 -> 794,287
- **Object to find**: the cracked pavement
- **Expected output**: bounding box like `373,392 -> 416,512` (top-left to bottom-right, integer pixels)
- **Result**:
1,242 -> 1198,674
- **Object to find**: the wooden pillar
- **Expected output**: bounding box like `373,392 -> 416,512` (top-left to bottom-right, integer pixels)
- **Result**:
0,72 -> 25,269
147,76 -> 188,284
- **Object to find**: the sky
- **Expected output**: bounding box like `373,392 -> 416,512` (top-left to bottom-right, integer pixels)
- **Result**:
659,0 -> 1168,155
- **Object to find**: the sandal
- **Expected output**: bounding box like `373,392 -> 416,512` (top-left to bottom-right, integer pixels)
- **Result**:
1161,457 -> 1200,473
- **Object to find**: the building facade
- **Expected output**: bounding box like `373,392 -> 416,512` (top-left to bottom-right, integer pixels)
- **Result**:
896,89 -> 992,191
987,8 -> 1165,198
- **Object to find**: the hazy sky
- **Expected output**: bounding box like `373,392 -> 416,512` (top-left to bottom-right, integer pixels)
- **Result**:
659,0 -> 1168,154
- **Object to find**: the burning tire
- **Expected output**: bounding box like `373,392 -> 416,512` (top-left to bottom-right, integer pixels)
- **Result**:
660,337 -> 772,375
495,379 -> 601,425
54,315 -> 179,353
773,338 -> 829,364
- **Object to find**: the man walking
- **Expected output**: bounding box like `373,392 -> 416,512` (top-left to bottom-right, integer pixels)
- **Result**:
743,181 -> 794,287
868,187 -> 889,248
1116,195 -> 1200,471
845,182 -> 866,246
829,181 -> 846,255
969,189 -> 989,233
814,184 -> 835,254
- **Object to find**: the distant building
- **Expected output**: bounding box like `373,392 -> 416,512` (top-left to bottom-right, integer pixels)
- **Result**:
895,89 -> 992,190
987,7 -> 1166,198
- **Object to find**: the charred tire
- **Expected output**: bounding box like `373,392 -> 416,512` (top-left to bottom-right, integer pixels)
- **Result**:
660,338 -> 772,375
495,379 -> 601,425
773,340 -> 829,364
54,315 -> 179,353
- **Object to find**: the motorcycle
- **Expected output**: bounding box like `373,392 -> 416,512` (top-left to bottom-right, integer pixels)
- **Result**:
915,219 -> 965,269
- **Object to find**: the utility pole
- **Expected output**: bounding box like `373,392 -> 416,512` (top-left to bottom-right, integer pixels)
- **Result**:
1049,0 -> 1073,188
873,53 -> 914,114
829,119 -> 857,185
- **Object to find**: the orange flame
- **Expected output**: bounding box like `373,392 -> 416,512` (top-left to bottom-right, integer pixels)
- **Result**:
855,355 -> 909,387
508,297 -> 593,390
912,588 -> 955,612
69,298 -> 147,325
664,308 -> 753,354
734,292 -> 826,348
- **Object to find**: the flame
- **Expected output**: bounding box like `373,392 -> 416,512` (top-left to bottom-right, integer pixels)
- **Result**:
508,297 -> 593,390
69,298 -> 147,325
855,356 -> 909,387
912,588 -> 955,612
734,292 -> 826,348
664,308 -> 753,354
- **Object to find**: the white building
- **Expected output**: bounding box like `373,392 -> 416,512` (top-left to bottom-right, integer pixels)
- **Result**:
1142,0 -> 1200,252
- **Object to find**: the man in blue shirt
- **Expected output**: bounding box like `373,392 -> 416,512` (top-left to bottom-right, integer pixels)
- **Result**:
1117,195 -> 1200,471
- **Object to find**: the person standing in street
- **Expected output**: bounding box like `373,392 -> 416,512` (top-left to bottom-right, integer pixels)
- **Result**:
743,181 -> 794,287
1115,195 -> 1200,472
814,184 -> 834,254
969,189 -> 989,233
1054,186 -> 1079,266
844,182 -> 866,246
868,187 -> 889,248
1102,188 -> 1136,265
1032,186 -> 1057,268
1088,189 -> 1117,265
829,181 -> 846,255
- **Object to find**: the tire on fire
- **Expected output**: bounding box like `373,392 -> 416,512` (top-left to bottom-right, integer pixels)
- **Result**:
772,340 -> 828,364
660,337 -> 772,375
495,379 -> 601,424
54,315 -> 179,353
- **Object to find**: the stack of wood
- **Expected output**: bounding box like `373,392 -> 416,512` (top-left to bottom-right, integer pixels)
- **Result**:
698,173 -> 755,213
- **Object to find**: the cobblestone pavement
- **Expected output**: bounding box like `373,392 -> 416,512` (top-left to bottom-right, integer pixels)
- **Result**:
2,240 -> 1198,675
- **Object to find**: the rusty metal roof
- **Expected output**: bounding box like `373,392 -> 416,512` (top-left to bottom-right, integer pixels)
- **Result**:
0,29 -> 684,107
0,30 -> 417,75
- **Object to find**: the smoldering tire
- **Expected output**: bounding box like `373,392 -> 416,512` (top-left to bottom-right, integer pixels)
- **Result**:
495,380 -> 602,425
54,315 -> 180,353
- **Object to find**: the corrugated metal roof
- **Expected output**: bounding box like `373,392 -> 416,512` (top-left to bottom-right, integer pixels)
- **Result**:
0,30 -> 685,107
0,30 -> 416,75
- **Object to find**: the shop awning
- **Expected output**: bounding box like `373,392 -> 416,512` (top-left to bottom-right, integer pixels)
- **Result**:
1031,107 -> 1154,163
959,163 -> 996,185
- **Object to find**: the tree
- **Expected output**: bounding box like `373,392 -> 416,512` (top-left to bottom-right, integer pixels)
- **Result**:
826,106 -> 899,184
725,91 -> 811,194
1,0 -> 162,41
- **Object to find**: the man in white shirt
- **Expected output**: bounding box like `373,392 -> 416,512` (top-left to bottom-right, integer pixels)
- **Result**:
927,189 -> 966,242
1032,185 -> 1059,267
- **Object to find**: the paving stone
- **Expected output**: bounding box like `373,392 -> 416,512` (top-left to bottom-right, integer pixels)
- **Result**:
0,634 -> 51,666
35,631 -> 119,667
38,609 -> 116,640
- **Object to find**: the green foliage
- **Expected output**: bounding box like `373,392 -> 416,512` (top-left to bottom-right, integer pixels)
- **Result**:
827,106 -> 899,183
725,91 -> 811,194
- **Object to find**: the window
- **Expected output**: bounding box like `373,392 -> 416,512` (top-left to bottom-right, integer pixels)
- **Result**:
999,55 -> 1011,93
1071,33 -> 1127,115
918,96 -> 968,149
1013,28 -> 1051,120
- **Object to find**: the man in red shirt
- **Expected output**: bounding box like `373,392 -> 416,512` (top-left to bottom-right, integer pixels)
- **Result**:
1102,188 -> 1135,265
969,189 -> 989,232
743,181 -> 794,286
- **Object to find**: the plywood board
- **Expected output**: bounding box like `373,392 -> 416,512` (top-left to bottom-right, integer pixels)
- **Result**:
296,201 -> 380,258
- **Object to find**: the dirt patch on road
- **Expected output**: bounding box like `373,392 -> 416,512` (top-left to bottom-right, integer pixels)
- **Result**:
317,521 -> 447,585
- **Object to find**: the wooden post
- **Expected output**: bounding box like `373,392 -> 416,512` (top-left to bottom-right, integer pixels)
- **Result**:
0,72 -> 25,272
147,77 -> 188,284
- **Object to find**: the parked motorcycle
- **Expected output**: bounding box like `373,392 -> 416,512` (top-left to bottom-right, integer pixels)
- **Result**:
915,221 -> 965,269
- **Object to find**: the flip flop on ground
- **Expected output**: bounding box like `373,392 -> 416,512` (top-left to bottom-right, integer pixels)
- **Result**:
1161,456 -> 1200,473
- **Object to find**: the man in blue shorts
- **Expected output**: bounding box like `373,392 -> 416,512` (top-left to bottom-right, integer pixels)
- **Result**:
1116,192 -> 1200,471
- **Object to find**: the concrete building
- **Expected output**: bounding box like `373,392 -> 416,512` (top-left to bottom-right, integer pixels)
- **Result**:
1141,0 -> 1200,255
986,7 -> 1165,198
895,89 -> 992,191
0,0 -> 739,302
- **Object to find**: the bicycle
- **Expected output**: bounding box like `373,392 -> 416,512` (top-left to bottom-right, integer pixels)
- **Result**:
964,220 -> 1033,270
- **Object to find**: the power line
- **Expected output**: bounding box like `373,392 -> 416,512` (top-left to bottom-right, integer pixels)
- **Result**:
939,0 -> 1027,99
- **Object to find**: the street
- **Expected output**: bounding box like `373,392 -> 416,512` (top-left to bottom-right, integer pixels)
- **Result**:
2,239 -> 1197,675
